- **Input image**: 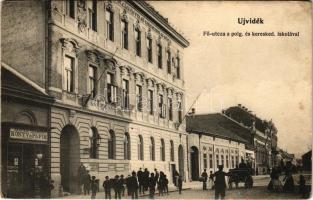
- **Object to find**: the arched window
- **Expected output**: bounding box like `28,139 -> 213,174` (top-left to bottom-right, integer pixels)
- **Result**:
89,127 -> 100,159
203,147 -> 208,169
160,139 -> 165,161
124,133 -> 131,160
108,130 -> 115,159
149,137 -> 155,161
138,135 -> 144,160
170,140 -> 174,162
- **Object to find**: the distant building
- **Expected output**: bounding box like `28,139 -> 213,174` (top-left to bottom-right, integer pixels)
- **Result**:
186,112 -> 251,180
224,104 -> 278,174
302,150 -> 312,171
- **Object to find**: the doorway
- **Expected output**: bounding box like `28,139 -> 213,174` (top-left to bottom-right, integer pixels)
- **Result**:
190,146 -> 199,180
178,145 -> 184,180
60,125 -> 80,193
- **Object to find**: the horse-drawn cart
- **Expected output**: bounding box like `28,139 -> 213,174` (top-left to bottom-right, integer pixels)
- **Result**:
228,168 -> 253,189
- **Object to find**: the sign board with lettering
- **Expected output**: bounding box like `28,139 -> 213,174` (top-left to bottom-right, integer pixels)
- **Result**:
9,128 -> 48,142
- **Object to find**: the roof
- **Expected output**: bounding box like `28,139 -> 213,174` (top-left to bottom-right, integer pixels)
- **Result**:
186,113 -> 252,144
129,1 -> 189,48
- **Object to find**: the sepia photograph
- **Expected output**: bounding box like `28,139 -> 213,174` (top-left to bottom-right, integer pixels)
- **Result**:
1,0 -> 312,199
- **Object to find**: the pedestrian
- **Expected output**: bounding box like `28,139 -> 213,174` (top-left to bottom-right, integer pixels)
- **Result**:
113,175 -> 121,199
77,163 -> 86,194
144,168 -> 150,192
154,169 -> 159,182
177,175 -> 183,194
148,173 -> 157,199
209,171 -> 214,189
137,168 -> 144,194
283,171 -> 294,192
164,175 -> 169,195
174,170 -> 179,187
83,170 -> 91,195
119,175 -> 125,197
201,169 -> 208,190
103,176 -> 111,199
126,175 -> 131,196
299,174 -> 306,198
129,171 -> 139,199
211,165 -> 230,199
90,176 -> 97,199
39,172 -> 50,198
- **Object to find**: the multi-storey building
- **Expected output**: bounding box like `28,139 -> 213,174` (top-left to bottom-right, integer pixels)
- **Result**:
1,0 -> 189,197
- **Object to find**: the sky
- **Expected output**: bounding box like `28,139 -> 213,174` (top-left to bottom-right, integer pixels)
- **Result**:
149,1 -> 312,156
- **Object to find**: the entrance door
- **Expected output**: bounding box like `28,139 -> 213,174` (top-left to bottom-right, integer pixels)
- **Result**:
178,145 -> 184,180
60,125 -> 80,193
190,146 -> 199,180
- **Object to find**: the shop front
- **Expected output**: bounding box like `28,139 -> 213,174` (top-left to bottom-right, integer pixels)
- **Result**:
1,123 -> 50,198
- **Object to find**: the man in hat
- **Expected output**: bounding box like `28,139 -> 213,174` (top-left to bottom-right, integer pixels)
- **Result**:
211,165 -> 230,199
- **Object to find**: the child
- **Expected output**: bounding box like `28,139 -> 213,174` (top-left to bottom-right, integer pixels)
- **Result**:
178,176 -> 182,194
91,176 -> 97,199
103,176 -> 111,199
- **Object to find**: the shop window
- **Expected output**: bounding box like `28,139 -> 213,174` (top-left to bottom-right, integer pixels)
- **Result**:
170,140 -> 174,162
108,130 -> 115,159
89,127 -> 100,159
160,139 -> 165,161
124,133 -> 131,160
138,135 -> 144,160
135,28 -> 141,56
149,137 -> 155,161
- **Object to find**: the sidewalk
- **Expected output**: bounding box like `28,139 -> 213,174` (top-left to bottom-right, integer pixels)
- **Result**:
58,184 -> 192,199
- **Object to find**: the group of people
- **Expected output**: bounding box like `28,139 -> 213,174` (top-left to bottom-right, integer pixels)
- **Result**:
268,165 -> 308,198
77,163 -> 182,199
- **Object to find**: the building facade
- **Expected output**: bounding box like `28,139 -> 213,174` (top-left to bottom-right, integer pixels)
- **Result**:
186,113 -> 248,181
2,0 -> 189,197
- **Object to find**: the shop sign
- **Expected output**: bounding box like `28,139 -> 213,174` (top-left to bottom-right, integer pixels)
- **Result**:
9,128 -> 48,142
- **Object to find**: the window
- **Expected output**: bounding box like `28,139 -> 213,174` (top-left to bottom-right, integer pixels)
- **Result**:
235,156 -> 239,167
159,94 -> 166,118
136,85 -> 142,111
121,20 -> 128,49
167,50 -> 171,73
221,155 -> 224,166
149,137 -> 155,161
107,73 -> 117,103
64,56 -> 74,92
122,79 -> 129,109
168,97 -> 173,121
231,156 -> 234,168
106,9 -> 114,41
176,57 -> 180,79
147,37 -> 152,63
160,139 -> 165,161
209,154 -> 213,168
216,154 -> 219,168
66,0 -> 75,19
203,148 -> 208,169
108,130 -> 115,159
226,155 -> 229,168
138,135 -> 144,160
178,96 -> 183,123
124,133 -> 130,160
89,128 -> 100,159
88,0 -> 97,31
170,140 -> 174,162
135,29 -> 141,56
157,43 -> 162,68
148,90 -> 154,115
88,66 -> 96,98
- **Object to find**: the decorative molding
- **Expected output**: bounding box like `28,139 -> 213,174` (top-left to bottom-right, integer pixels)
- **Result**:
147,28 -> 152,39
134,72 -> 145,83
119,65 -> 134,77
77,0 -> 87,33
121,9 -> 128,22
60,38 -> 80,54
134,19 -> 141,31
146,77 -> 157,88
104,57 -> 118,72
106,0 -> 114,12
86,50 -> 103,64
